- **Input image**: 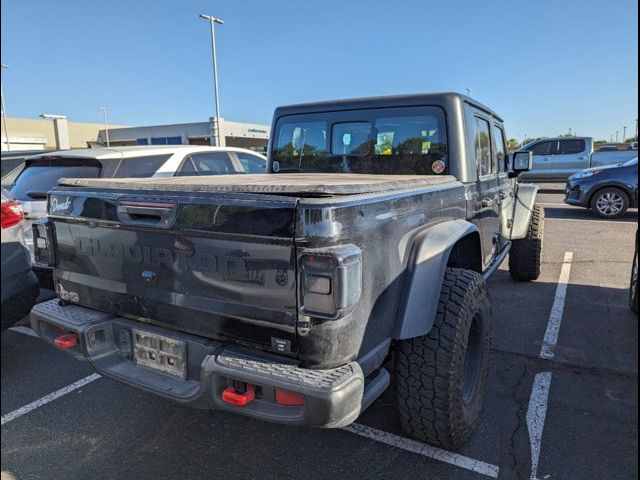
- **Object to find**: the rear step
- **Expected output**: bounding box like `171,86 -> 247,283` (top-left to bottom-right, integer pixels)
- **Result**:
30,299 -> 384,428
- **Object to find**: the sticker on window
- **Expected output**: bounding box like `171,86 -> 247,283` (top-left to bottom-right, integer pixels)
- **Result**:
431,160 -> 446,174
272,161 -> 280,173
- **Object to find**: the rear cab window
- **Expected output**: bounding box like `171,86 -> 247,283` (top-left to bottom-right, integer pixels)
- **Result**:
271,106 -> 448,175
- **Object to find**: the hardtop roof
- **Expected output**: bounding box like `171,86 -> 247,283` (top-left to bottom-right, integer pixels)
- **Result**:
273,92 -> 503,122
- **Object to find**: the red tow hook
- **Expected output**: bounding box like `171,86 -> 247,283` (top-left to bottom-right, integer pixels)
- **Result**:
54,333 -> 79,349
221,384 -> 256,406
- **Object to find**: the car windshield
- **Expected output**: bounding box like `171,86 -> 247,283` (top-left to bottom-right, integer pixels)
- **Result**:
271,106 -> 448,175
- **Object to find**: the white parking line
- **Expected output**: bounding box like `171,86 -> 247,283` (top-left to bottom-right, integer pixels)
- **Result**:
540,251 -> 573,359
546,217 -> 637,225
6,324 -> 500,477
343,423 -> 500,478
1,373 -> 102,426
526,372 -> 552,480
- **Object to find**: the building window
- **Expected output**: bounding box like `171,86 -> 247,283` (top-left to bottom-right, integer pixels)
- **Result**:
136,138 -> 149,145
151,136 -> 182,145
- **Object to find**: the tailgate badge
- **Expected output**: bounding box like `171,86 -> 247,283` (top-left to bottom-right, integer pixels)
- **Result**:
141,270 -> 157,286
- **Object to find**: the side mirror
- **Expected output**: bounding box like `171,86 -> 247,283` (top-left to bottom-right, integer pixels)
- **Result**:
512,151 -> 533,173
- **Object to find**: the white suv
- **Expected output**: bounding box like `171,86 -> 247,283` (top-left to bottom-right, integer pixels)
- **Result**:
9,145 -> 267,283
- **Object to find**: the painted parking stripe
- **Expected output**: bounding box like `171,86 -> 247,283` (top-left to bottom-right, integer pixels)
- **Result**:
343,423 -> 500,478
526,372 -> 552,480
546,217 -> 637,225
1,373 -> 102,426
540,251 -> 574,359
7,323 -> 499,477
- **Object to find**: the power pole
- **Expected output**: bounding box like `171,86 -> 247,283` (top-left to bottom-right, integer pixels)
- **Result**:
100,107 -> 110,146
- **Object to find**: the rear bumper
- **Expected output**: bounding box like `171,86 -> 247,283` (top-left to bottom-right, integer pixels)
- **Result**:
30,299 -> 365,428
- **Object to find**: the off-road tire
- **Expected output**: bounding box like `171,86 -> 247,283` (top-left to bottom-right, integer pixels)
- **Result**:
395,268 -> 492,450
591,187 -> 629,219
509,204 -> 544,281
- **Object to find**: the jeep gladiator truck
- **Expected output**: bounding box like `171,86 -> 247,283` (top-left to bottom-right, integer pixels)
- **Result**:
31,93 -> 543,449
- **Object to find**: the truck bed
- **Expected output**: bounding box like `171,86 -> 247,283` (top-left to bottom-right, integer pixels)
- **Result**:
58,173 -> 457,197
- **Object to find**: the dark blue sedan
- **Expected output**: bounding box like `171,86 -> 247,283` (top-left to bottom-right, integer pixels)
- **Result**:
565,157 -> 638,218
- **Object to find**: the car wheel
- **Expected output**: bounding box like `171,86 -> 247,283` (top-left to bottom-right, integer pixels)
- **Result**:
591,188 -> 629,219
394,268 -> 492,449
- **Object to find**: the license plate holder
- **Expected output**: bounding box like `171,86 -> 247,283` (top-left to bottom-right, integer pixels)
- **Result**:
132,329 -> 187,379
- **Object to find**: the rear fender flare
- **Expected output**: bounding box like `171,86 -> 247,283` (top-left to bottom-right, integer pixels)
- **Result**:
394,219 -> 480,340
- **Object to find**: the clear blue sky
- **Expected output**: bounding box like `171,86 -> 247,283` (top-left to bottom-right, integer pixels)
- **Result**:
1,0 -> 638,141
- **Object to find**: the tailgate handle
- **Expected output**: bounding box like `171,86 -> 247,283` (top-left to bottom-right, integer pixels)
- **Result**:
117,200 -> 177,227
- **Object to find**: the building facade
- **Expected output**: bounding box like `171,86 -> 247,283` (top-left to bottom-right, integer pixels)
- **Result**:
97,118 -> 270,153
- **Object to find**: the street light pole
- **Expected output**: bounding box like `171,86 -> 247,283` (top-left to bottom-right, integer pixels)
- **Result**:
1,64 -> 10,152
616,130 -> 619,143
465,88 -> 471,97
622,126 -> 627,143
100,106 -> 110,146
199,14 -> 224,147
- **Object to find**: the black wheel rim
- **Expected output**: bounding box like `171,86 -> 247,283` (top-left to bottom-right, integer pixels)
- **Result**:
462,314 -> 482,406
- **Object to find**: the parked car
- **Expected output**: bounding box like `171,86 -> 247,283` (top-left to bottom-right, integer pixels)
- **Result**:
517,137 -> 637,181
631,230 -> 638,315
9,146 -> 267,286
31,93 -> 543,449
1,189 -> 39,330
564,157 -> 638,218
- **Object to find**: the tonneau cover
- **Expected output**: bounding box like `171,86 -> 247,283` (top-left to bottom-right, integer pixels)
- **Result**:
57,173 -> 456,196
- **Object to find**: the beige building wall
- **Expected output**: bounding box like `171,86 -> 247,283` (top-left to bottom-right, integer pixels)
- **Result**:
1,117 -> 126,150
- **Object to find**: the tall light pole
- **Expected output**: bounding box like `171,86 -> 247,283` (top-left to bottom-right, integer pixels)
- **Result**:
199,14 -> 224,147
100,106 -> 110,146
465,88 -> 471,97
622,126 -> 627,142
616,130 -> 619,143
1,64 -> 10,151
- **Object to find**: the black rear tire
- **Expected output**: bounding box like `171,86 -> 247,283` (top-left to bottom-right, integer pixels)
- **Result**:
509,204 -> 544,281
394,268 -> 492,450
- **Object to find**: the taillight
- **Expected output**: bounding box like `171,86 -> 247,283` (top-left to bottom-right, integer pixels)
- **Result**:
1,200 -> 25,229
299,245 -> 362,318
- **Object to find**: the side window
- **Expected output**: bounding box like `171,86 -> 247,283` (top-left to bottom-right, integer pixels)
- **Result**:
558,139 -> 586,155
528,141 -> 558,156
474,117 -> 492,176
235,152 -> 267,174
189,152 -> 234,175
113,155 -> 171,178
493,125 -> 508,172
176,156 -> 198,176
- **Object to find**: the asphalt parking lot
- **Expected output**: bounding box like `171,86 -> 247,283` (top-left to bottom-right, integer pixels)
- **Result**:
1,185 -> 637,480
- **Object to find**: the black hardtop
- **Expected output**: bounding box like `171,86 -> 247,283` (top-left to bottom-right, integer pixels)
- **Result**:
273,92 -> 503,122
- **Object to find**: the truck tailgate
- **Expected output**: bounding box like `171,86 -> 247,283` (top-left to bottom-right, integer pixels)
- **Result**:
46,188 -> 299,355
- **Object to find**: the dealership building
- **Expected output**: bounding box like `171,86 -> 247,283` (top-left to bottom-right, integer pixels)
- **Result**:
97,118 -> 270,153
